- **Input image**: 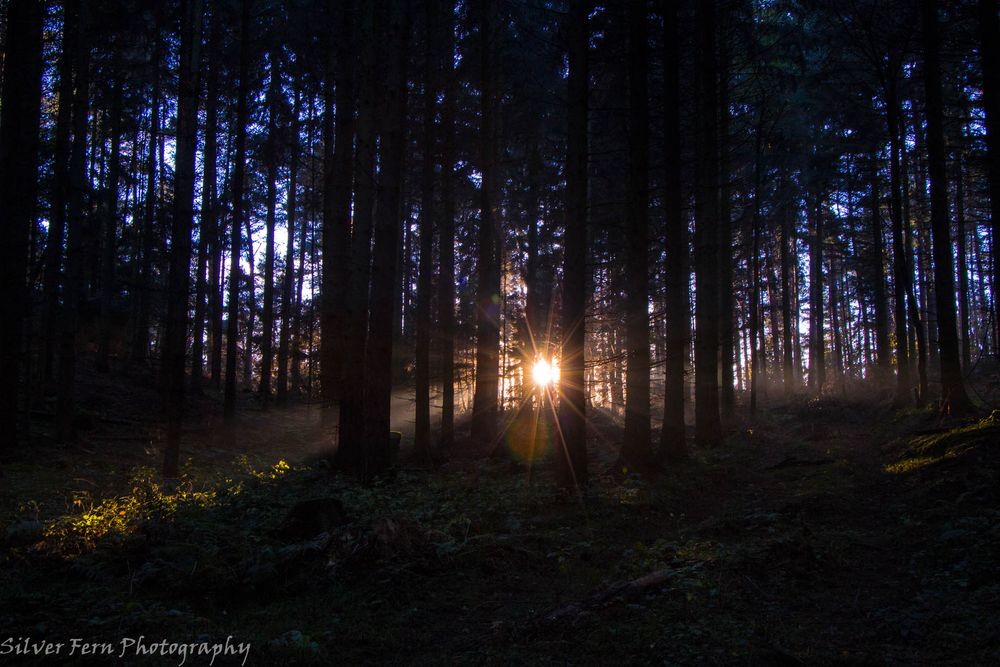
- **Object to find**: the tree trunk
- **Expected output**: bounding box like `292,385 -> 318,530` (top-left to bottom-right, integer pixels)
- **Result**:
717,9 -> 735,422
979,0 -> 1000,352
953,154 -> 971,370
694,0 -> 721,446
199,17 -> 220,390
132,26 -> 161,365
363,0 -> 409,478
56,2 -> 90,441
887,82 -> 911,404
277,82 -> 301,406
259,48 -> 280,408
658,0 -> 686,462
41,0 -> 77,389
414,0 -> 440,461
96,75 -> 122,374
471,0 -> 502,448
0,0 -> 45,448
163,0 -> 204,477
780,178 -> 794,395
321,0 -> 357,424
808,190 -> 825,394
438,0 -> 457,450
224,0 -> 252,422
337,0 -> 377,470
921,0 -> 973,414
557,0 -> 589,487
868,155 -> 890,381
622,0 -> 652,468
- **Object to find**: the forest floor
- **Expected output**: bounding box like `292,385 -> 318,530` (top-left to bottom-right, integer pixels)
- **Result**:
2,371 -> 1000,665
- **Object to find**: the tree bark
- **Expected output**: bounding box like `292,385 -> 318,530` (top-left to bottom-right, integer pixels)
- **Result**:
363,0 -> 409,478
56,2 -> 90,441
623,0 -> 652,468
163,0 -> 204,477
471,0 -> 502,448
224,0 -> 252,422
259,48 -> 280,407
557,0 -> 589,487
41,0 -> 77,388
337,0 -> 377,470
277,82 -> 301,406
921,0 -> 973,414
0,0 -> 45,448
695,0 -> 721,446
979,0 -> 1000,352
414,0 -> 440,461
659,0 -> 687,462
438,0 -> 458,450
321,0 -> 358,423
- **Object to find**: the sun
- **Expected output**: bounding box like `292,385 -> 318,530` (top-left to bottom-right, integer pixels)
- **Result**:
531,357 -> 560,387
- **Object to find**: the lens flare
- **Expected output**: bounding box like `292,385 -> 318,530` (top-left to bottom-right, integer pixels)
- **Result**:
532,358 -> 559,387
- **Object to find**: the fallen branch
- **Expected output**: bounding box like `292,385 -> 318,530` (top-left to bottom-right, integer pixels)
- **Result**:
530,568 -> 674,629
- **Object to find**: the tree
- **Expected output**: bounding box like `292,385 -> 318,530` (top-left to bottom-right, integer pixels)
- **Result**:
471,0 -> 502,448
259,47 -> 282,408
921,0 -> 973,415
0,0 -> 45,448
658,0 -> 687,460
557,0 -> 589,488
694,0 -> 721,446
336,0 -> 373,470
363,0 -> 410,478
622,0 -> 652,469
414,0 -> 441,462
276,81 -> 301,406
163,0 -> 204,477
56,0 -> 90,442
980,0 -> 1000,351
437,0 -> 457,451
224,0 -> 253,422
321,0 -> 357,426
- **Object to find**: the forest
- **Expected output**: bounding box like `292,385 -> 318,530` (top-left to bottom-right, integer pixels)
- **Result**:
1,0 -> 999,663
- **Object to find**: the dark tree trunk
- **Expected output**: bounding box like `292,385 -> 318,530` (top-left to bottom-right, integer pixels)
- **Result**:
717,10 -> 735,422
437,0 -> 457,450
96,76 -> 122,374
259,49 -> 280,408
954,154 -> 971,370
132,26 -> 160,364
921,0 -> 973,414
887,82 -> 911,404
557,0 -> 589,487
658,0 -> 686,462
41,0 -> 77,388
196,16 -> 219,391
337,0 -> 377,470
748,106 -> 765,415
224,0 -> 252,421
979,0 -> 1000,352
163,0 -> 204,477
780,178 -> 795,395
0,0 -> 45,448
808,191 -> 825,394
277,82 -> 301,406
207,51 -> 224,389
321,0 -> 357,423
363,0 -> 409,479
56,2 -> 90,442
471,0 -> 502,448
622,0 -> 652,468
694,0 -> 721,446
414,0 -> 440,461
868,155 -> 890,381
